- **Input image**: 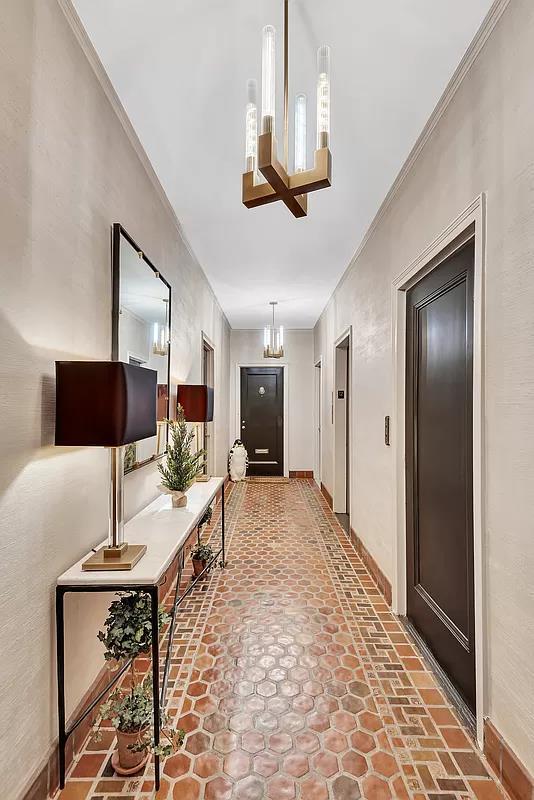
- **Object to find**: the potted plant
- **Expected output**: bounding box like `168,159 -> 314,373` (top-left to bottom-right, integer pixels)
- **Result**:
158,404 -> 205,507
93,591 -> 184,775
198,504 -> 212,532
191,540 -> 215,578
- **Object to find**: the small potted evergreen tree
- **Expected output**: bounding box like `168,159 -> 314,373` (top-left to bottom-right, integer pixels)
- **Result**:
93,591 -> 184,775
158,404 -> 205,508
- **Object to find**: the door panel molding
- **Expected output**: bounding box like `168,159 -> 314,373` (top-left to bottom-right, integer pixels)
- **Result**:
235,364 -> 289,477
415,583 -> 470,651
201,332 -> 215,476
392,194 -> 486,746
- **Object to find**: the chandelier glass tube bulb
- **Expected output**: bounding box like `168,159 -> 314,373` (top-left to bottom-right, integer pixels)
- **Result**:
261,25 -> 276,134
294,93 -> 307,173
245,79 -> 258,173
316,45 -> 331,149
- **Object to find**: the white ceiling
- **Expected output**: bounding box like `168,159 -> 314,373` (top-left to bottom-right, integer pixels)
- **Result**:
73,0 -> 493,329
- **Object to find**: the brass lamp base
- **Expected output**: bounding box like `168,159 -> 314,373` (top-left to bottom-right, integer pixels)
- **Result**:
82,543 -> 147,572
196,474 -> 210,483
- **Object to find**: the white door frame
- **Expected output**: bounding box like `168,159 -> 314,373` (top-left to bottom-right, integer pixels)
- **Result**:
201,332 -> 216,475
314,357 -> 323,487
333,327 -> 352,516
391,194 -> 486,746
235,364 -> 289,477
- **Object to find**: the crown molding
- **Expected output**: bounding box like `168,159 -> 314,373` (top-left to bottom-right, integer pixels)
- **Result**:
316,0 -> 511,326
56,0 -> 229,331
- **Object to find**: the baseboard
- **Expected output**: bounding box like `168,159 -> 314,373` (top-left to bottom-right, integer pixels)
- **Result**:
484,719 -> 534,800
289,470 -> 314,479
22,659 -> 113,799
320,482 -> 333,508
401,616 -> 476,737
349,526 -> 392,606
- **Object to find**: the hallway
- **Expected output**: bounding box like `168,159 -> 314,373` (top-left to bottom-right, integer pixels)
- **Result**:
59,480 -> 503,800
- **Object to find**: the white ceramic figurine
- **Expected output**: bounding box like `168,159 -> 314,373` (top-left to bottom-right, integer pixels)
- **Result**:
228,439 -> 248,482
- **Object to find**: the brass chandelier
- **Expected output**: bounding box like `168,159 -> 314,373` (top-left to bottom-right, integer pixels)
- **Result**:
242,0 -> 332,218
264,301 -> 284,358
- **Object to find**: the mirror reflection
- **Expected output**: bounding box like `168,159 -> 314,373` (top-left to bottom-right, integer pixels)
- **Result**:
115,226 -> 171,474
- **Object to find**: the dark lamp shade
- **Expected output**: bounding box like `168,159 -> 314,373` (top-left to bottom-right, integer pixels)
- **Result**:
55,361 -> 157,447
177,384 -> 214,422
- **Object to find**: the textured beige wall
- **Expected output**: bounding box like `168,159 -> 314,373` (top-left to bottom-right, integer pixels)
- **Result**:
229,330 -> 315,473
314,0 -> 534,773
0,1 -> 230,797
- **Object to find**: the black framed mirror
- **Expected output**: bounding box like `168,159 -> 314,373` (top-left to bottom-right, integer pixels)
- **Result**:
112,223 -> 171,474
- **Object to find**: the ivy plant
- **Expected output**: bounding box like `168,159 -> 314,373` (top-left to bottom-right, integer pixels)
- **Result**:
97,591 -> 170,663
94,591 -> 184,759
191,541 -> 214,563
94,674 -> 184,757
198,505 -> 213,529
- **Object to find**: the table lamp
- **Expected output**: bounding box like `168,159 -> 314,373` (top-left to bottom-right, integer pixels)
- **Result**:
177,384 -> 214,482
55,361 -> 157,571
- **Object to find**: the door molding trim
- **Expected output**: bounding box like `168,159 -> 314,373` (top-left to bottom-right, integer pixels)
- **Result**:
201,332 -> 216,475
314,357 -> 323,487
391,194 -> 486,746
235,364 -> 289,477
333,327 -> 353,517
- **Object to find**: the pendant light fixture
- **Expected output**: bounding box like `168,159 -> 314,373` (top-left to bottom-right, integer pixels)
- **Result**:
243,0 -> 331,218
152,299 -> 169,357
264,301 -> 284,359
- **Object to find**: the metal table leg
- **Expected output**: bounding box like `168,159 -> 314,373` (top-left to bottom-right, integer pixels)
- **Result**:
56,587 -> 67,789
222,482 -> 226,565
149,585 -> 161,791
160,550 -> 184,708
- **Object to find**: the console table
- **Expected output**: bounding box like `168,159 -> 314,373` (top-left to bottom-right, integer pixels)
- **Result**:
55,477 -> 226,790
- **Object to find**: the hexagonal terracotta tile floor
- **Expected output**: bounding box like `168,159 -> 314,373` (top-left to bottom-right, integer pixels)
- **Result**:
58,480 -> 505,800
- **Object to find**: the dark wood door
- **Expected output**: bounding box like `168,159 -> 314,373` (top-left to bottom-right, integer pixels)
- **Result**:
240,367 -> 284,476
406,240 -> 475,712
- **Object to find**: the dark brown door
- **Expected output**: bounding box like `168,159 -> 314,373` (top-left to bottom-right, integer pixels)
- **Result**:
406,240 -> 475,712
241,367 -> 283,476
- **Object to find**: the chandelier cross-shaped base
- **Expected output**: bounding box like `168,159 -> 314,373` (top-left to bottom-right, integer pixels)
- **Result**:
242,132 -> 332,219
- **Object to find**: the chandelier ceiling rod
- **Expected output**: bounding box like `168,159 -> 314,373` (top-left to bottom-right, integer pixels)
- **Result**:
283,0 -> 289,170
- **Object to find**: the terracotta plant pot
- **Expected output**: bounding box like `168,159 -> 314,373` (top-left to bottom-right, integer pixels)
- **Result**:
192,558 -> 207,578
112,727 -> 150,776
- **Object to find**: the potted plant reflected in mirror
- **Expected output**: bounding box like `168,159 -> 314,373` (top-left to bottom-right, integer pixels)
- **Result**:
158,405 -> 205,508
93,591 -> 184,775
191,541 -> 215,579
